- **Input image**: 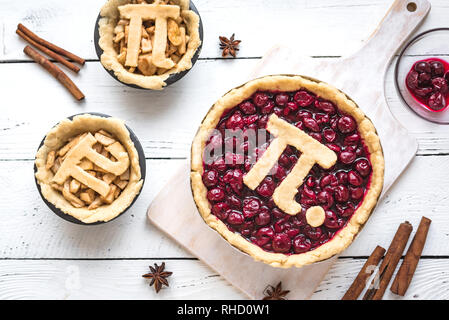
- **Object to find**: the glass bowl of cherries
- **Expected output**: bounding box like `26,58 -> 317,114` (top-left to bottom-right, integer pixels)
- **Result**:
395,28 -> 449,124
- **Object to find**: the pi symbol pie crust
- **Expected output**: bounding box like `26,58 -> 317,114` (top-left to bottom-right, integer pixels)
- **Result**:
35,114 -> 144,224
191,75 -> 384,268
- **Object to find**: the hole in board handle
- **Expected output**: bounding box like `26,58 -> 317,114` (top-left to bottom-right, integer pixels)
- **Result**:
407,2 -> 417,12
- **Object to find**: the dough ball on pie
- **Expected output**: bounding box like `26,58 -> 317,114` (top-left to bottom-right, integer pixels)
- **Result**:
305,206 -> 326,228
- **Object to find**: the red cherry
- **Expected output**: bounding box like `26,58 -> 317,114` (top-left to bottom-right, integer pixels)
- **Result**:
272,233 -> 291,253
336,171 -> 348,184
336,203 -> 355,217
315,113 -> 330,125
303,117 -> 320,132
350,186 -> 364,200
334,185 -> 349,202
256,177 -> 275,198
406,71 -> 419,89
202,170 -> 218,187
354,159 -> 371,177
211,158 -> 226,172
302,185 -> 316,201
255,208 -> 271,226
295,121 -> 304,130
348,170 -> 363,186
240,101 -> 256,114
211,202 -> 230,220
275,93 -> 290,106
297,110 -> 312,119
252,92 -> 269,107
304,225 -> 323,241
415,61 -> 431,74
242,197 -> 261,219
306,176 -> 316,188
320,174 -> 338,188
207,187 -> 225,202
317,190 -> 334,209
418,72 -> 431,85
285,228 -> 300,238
287,101 -> 298,111
323,128 -> 336,142
227,210 -> 244,225
344,134 -> 361,146
243,114 -> 259,125
260,100 -> 275,114
294,90 -> 315,107
309,132 -> 322,142
430,60 -> 445,76
432,77 -> 448,94
271,209 -> 285,220
324,211 -> 340,229
278,154 -> 291,167
326,144 -> 341,153
273,164 -> 286,180
315,100 -> 336,114
339,149 -> 356,164
293,235 -> 311,253
337,116 -> 356,133
257,114 -> 269,128
226,111 -> 244,129
413,86 -> 433,98
428,92 -> 446,110
227,194 -> 242,209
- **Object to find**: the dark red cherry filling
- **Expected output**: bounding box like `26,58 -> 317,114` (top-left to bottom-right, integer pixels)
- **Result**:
406,58 -> 449,112
202,89 -> 372,255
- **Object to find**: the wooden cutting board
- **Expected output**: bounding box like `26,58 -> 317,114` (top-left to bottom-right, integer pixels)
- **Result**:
148,0 -> 430,299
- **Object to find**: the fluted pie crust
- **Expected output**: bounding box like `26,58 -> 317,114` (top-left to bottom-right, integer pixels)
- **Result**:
35,114 -> 143,223
190,75 -> 384,268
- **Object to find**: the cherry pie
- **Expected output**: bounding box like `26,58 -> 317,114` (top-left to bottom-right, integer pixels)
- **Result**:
191,75 -> 384,268
35,114 -> 143,223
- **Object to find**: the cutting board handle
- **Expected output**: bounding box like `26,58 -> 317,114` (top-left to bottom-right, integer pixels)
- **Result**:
346,0 -> 430,74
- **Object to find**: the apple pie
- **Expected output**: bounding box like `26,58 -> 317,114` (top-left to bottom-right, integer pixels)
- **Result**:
35,114 -> 144,223
98,0 -> 201,89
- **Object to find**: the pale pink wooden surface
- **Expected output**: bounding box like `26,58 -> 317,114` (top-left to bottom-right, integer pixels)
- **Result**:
148,0 -> 430,300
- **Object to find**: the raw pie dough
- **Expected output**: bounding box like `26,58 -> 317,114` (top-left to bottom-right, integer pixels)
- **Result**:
190,75 -> 384,268
35,114 -> 143,223
98,0 -> 201,89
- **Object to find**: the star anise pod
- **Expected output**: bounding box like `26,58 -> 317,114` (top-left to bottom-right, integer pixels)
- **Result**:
142,262 -> 173,293
219,34 -> 241,58
262,282 -> 290,300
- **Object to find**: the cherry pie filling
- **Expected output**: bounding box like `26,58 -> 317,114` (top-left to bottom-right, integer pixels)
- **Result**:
201,89 -> 372,255
406,58 -> 449,112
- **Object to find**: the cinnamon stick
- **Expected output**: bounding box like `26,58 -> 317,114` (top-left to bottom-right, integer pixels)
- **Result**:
390,217 -> 431,296
24,46 -> 85,101
363,221 -> 413,300
342,245 -> 386,300
16,29 -> 80,73
18,23 -> 85,65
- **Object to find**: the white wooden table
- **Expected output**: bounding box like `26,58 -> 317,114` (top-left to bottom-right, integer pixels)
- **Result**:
1,0 -> 448,300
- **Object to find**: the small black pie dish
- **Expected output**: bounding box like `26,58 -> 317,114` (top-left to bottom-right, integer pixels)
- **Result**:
93,0 -> 204,90
34,112 -> 146,225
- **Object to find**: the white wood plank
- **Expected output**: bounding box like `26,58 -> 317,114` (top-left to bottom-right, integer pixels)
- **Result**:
1,258 -> 447,299
313,258 -> 449,300
0,259 -> 245,300
2,0 -> 448,61
0,156 -> 448,258
0,0 -> 393,60
0,58 -> 447,161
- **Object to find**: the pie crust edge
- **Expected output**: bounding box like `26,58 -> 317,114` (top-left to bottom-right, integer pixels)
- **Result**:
98,0 -> 201,90
190,75 -> 385,268
35,114 -> 144,224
